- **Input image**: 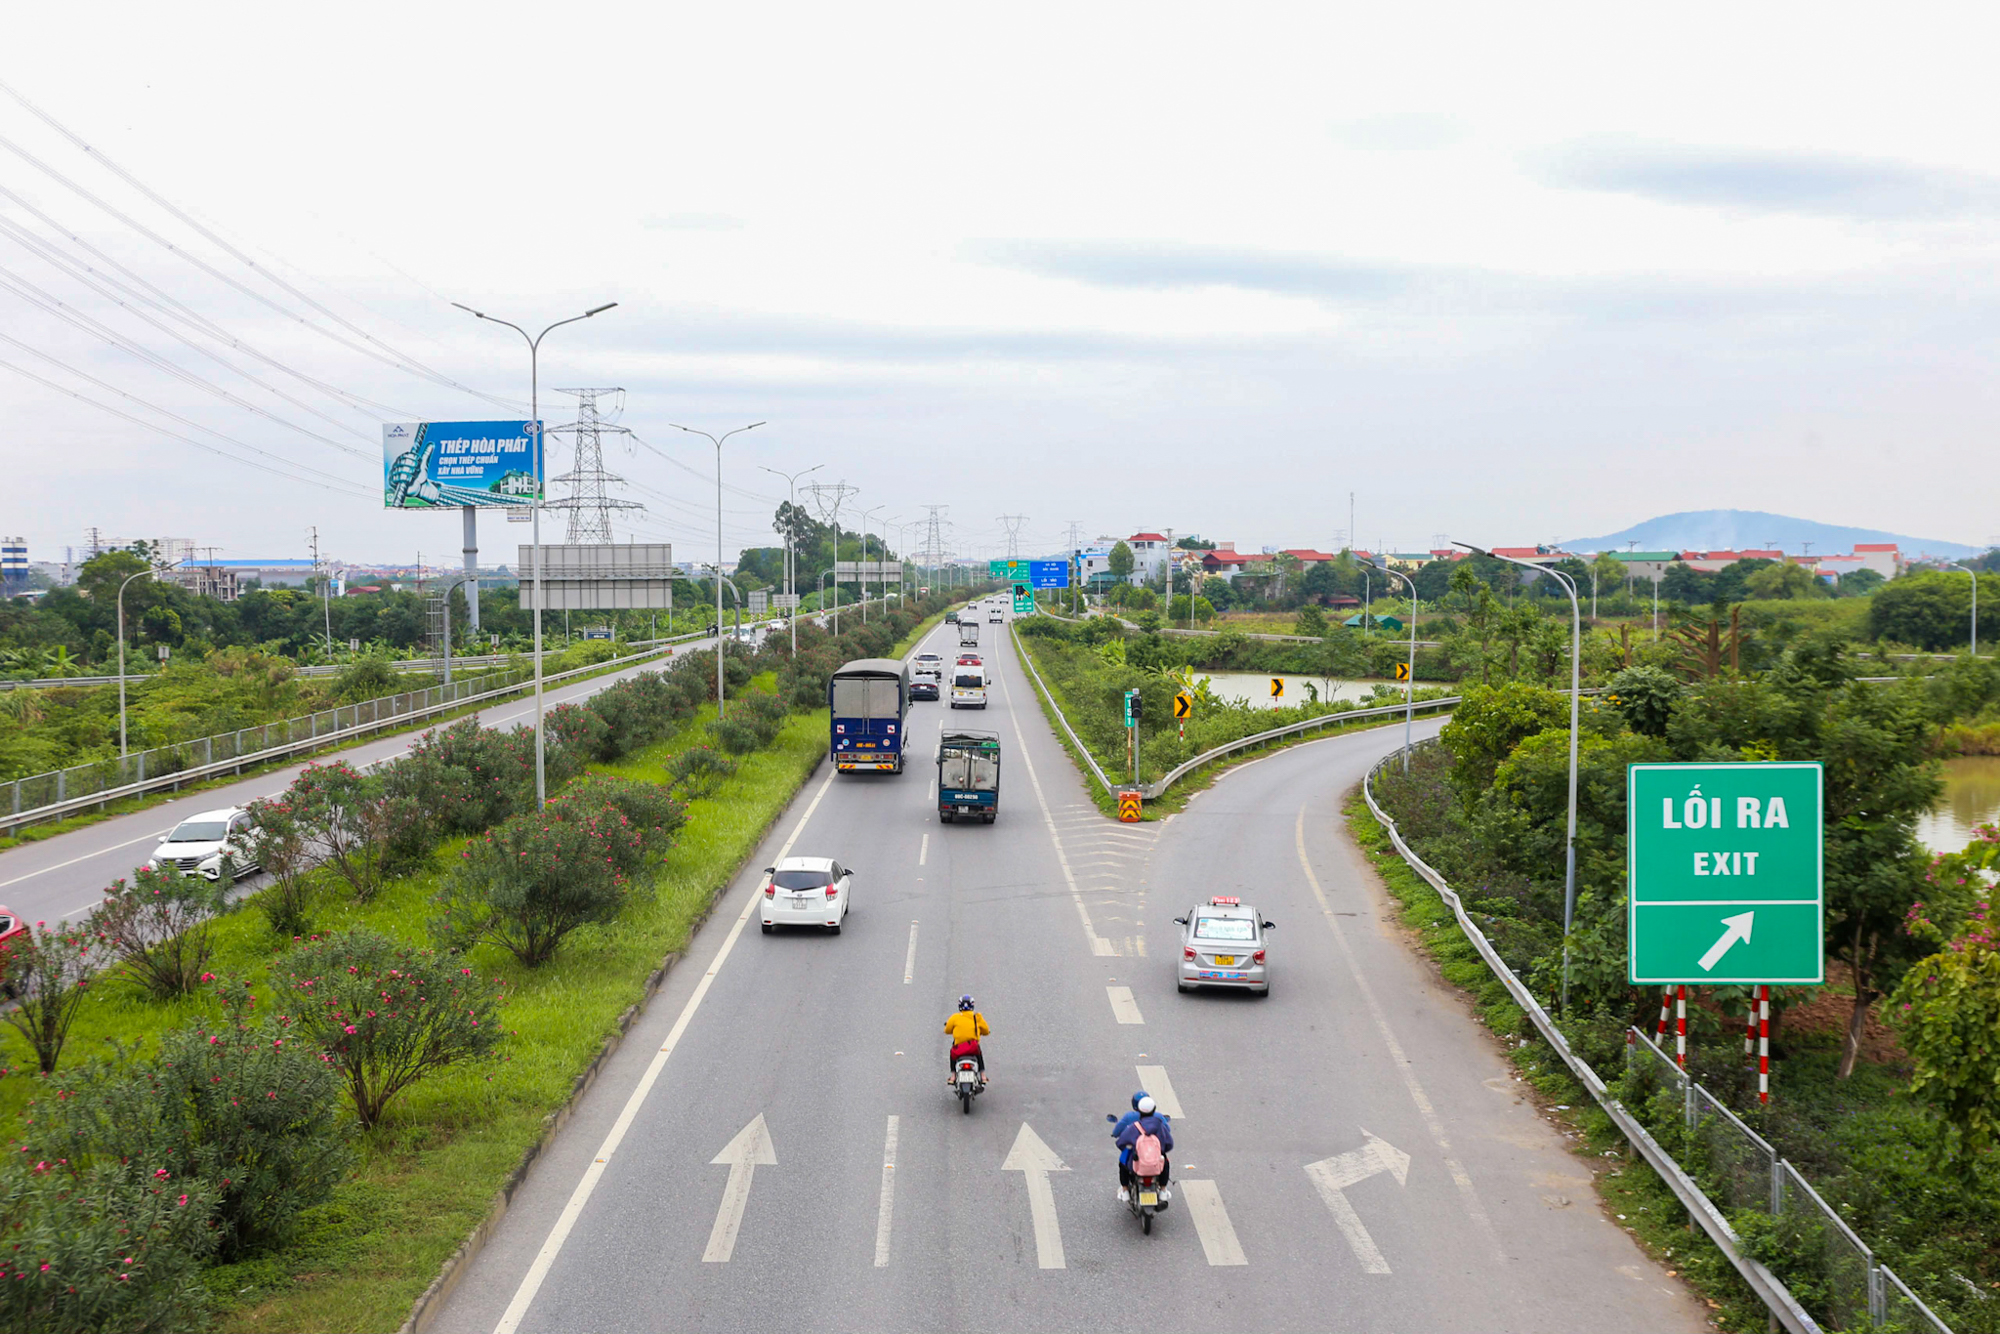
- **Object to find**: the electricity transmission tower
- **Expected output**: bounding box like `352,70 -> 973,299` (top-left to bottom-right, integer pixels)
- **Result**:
921,505 -> 948,589
999,515 -> 1028,560
805,480 -> 859,631
547,388 -> 640,543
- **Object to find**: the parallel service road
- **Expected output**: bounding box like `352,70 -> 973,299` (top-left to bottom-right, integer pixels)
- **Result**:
0,635 -> 735,928
428,618 -> 1708,1334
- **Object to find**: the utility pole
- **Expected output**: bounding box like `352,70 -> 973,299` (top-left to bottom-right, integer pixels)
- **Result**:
1066,520 -> 1082,614
308,527 -> 332,657
806,480 -> 858,633
671,421 -> 766,720
760,462 -> 825,655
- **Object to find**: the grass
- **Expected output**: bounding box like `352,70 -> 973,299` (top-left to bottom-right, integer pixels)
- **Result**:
1342,789 -> 1769,1332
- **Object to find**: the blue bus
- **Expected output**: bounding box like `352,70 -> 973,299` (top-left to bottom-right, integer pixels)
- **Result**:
829,658 -> 910,773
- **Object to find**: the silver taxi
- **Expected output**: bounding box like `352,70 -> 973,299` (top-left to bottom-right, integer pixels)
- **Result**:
1175,896 -> 1274,995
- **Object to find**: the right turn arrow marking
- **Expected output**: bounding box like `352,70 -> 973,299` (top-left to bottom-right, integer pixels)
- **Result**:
1002,1122 -> 1070,1269
1305,1129 -> 1412,1274
1698,910 -> 1755,971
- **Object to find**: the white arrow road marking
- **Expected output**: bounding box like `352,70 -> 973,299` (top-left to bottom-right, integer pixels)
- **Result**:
874,1115 -> 899,1268
1697,911 -> 1756,972
903,920 -> 919,984
1107,985 -> 1145,1024
1305,1129 -> 1412,1274
1002,1123 -> 1070,1269
490,768 -> 837,1334
1182,1180 -> 1248,1266
1294,803 -> 1503,1263
1135,1065 -> 1183,1118
703,1114 -> 777,1262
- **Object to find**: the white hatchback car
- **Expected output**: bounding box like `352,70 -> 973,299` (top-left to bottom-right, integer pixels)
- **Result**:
759,856 -> 853,934
147,807 -> 262,882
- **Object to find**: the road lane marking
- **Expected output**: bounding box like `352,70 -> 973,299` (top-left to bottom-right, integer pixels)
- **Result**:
995,661 -> 1112,955
1136,1064 -> 1182,1118
1294,802 -> 1502,1262
874,1115 -> 899,1267
703,1114 -> 777,1262
903,921 -> 919,984
1002,1123 -> 1069,1268
1182,1180 -> 1248,1266
1306,1130 -> 1412,1274
0,824 -> 173,889
918,833 -> 928,866
491,766 -> 838,1334
1107,985 -> 1144,1024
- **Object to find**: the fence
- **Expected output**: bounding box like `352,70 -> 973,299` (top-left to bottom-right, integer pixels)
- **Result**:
0,635 -> 707,833
1623,1030 -> 1951,1333
1365,742 -> 1957,1333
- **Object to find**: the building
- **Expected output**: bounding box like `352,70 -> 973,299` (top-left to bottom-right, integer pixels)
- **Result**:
1123,532 -> 1172,584
1,537 -> 24,593
1849,544 -> 1901,579
170,564 -> 241,602
1609,550 -> 1679,583
1199,548 -> 1276,582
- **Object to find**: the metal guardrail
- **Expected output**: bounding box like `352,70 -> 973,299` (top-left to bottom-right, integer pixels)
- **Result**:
1008,624 -> 1118,793
0,638 -> 705,833
1363,743 -> 1950,1334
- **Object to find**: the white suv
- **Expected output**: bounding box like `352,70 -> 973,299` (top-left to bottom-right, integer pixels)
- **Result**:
147,807 -> 262,882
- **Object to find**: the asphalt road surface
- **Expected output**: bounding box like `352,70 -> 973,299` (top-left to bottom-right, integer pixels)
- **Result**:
428,618 -> 1710,1334
0,635 -> 732,928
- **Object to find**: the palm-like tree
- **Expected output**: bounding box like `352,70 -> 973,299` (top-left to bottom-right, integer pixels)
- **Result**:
41,646 -> 83,678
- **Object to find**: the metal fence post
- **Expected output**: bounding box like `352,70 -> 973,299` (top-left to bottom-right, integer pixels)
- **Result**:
1869,1265 -> 1884,1327
55,770 -> 64,802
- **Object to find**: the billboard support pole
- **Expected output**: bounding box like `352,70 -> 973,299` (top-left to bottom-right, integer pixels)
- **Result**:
453,299 -> 619,808
462,506 -> 480,632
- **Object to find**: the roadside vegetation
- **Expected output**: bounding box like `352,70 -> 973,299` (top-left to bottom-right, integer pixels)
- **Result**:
1361,645 -> 2000,1330
0,591 -> 958,1333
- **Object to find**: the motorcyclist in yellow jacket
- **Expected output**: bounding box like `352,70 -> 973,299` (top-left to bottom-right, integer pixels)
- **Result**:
944,994 -> 990,1085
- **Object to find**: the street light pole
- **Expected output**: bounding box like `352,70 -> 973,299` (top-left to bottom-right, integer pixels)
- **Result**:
453,299 -> 617,808
1377,565 -> 1420,772
1459,542 -> 1582,1012
115,564 -> 156,758
759,463 -> 823,656
1944,560 -> 1976,656
673,422 -> 766,720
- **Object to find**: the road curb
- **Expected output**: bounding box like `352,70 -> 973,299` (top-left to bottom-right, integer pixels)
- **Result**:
397,748 -> 828,1334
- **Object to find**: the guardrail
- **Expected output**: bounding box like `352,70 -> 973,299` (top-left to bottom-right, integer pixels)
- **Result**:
0,638 -> 703,834
1362,743 -> 1951,1334
1008,624 -> 1118,793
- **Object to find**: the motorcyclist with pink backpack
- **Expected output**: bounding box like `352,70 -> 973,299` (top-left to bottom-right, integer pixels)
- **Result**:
1111,1091 -> 1174,1206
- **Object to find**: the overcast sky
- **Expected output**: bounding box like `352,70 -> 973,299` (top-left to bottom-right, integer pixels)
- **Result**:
4,2 -> 1997,570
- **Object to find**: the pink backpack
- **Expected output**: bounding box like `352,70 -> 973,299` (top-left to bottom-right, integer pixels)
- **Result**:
1132,1129 -> 1165,1176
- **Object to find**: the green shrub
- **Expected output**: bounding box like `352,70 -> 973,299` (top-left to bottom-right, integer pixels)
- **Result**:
666,744 -> 736,800
0,922 -> 106,1074
245,797 -> 315,937
282,762 -> 407,903
710,690 -> 785,754
554,776 -> 685,872
435,794 -> 642,966
0,1159 -> 218,1334
274,929 -> 507,1129
36,984 -> 354,1260
545,701 -> 610,763
87,866 -> 229,1001
378,718 -> 538,840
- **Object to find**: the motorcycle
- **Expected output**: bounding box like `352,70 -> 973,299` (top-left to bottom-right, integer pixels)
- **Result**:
1106,1113 -> 1171,1234
953,1056 -> 984,1113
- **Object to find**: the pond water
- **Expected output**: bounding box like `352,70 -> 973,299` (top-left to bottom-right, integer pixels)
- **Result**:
1917,755 -> 2000,855
1193,671 -> 1400,708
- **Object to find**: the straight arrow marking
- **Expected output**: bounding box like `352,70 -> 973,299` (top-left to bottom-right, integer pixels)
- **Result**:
1305,1130 -> 1412,1275
1002,1122 -> 1069,1269
703,1114 -> 777,1262
1698,911 -> 1756,972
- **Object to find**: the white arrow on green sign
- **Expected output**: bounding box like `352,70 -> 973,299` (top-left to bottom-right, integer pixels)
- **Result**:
1626,762 -> 1823,985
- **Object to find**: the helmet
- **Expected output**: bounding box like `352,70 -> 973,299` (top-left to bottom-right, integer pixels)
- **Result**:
1136,1095 -> 1158,1116
1130,1090 -> 1149,1110
957,995 -> 976,1011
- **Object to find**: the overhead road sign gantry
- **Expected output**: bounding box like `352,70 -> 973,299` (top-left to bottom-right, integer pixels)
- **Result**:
1627,762 -> 1823,985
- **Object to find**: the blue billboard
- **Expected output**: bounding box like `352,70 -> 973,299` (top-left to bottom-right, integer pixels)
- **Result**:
1028,559 -> 1070,589
383,421 -> 543,510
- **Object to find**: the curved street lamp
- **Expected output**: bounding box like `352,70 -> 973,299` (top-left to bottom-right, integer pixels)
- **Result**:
759,462 -> 824,655
1945,562 -> 1980,657
1374,563 -> 1421,773
672,422 -> 766,718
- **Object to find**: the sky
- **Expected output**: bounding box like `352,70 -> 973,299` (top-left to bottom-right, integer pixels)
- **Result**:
4,1 -> 1998,571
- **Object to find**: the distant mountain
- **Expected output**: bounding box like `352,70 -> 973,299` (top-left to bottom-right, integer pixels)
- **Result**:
1565,510 -> 1982,560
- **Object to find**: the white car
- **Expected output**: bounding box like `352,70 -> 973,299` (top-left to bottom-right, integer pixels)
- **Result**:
148,807 -> 262,882
759,856 -> 853,934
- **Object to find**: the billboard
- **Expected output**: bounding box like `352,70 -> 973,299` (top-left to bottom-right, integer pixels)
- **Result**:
517,543 -> 674,610
384,421 -> 543,510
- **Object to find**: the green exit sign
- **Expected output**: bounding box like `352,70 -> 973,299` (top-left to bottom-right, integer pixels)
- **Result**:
1627,762 -> 1823,985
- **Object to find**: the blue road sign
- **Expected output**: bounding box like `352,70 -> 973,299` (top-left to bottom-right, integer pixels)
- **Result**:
1028,560 -> 1070,588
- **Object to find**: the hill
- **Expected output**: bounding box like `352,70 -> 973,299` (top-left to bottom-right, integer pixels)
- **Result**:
1565,510 -> 1981,560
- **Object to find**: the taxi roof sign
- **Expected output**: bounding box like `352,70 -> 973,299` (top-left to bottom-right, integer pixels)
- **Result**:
1209,896 -> 1240,906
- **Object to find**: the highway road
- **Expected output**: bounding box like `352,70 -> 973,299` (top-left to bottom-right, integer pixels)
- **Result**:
0,634 -> 737,929
427,616 -> 1709,1334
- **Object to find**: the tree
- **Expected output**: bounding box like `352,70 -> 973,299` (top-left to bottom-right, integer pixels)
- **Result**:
0,922 -> 105,1073
1589,553 -> 1627,612
1107,541 -> 1134,582
1412,558 -> 1456,601
1660,561 -> 1713,605
1744,561 -> 1826,600
1295,603 -> 1327,636
87,866 -> 230,1000
1869,570 -> 1994,649
1836,567 -> 1885,597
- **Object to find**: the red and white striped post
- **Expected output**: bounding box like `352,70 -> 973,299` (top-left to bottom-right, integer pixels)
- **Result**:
1674,985 -> 1688,1070
1656,988 -> 1673,1043
1756,985 -> 1771,1105
1744,992 -> 1758,1060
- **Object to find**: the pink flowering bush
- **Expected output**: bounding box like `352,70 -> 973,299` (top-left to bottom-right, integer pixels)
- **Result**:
86,865 -> 228,1000
280,761 -> 416,903
0,922 -> 105,1074
275,929 -> 506,1129
432,781 -> 679,966
33,981 -> 353,1259
245,795 -> 316,937
0,1157 -> 217,1333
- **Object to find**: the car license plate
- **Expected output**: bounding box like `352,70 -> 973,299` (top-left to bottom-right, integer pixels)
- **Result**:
1138,1191 -> 1159,1206
1214,955 -> 1236,966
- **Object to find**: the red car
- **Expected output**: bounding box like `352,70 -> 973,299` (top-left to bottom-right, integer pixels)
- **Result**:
956,653 -> 982,667
0,905 -> 25,994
